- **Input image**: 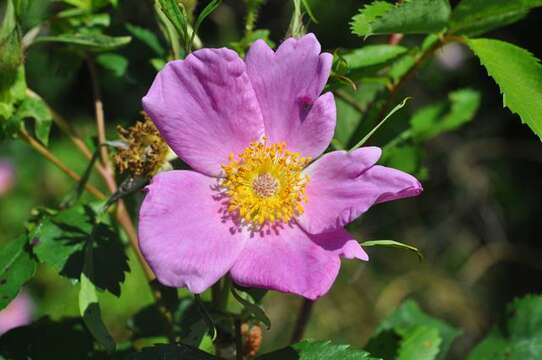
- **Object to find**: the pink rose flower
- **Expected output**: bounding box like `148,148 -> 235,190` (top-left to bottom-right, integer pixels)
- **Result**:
0,160 -> 14,196
140,34 -> 422,299
0,291 -> 33,335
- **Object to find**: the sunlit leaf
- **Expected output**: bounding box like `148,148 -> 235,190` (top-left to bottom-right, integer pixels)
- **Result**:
361,240 -> 423,261
0,235 -> 37,310
257,340 -> 380,360
468,38 -> 542,141
35,33 -> 131,51
350,97 -> 411,150
351,0 -> 451,38
368,301 -> 460,360
343,45 -> 408,70
468,295 -> 542,359
397,326 -> 442,360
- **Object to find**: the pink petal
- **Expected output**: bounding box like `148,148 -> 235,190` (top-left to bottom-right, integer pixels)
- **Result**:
0,291 -> 33,335
0,160 -> 14,196
230,225 -> 365,300
246,34 -> 334,159
142,48 -> 264,177
297,148 -> 423,234
138,171 -> 248,293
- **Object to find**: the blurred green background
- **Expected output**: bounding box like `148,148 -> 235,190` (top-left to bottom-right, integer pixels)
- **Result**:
1,0 -> 542,358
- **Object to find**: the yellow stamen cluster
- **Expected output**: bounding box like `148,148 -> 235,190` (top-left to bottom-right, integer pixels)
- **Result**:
113,113 -> 169,177
222,140 -> 311,226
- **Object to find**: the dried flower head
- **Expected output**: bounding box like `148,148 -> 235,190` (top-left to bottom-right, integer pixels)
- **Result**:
114,113 -> 169,177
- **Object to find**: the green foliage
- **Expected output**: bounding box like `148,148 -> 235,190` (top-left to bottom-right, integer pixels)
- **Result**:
35,32 -> 131,51
190,0 -> 221,50
96,53 -> 128,77
361,240 -> 423,261
450,0 -> 542,36
31,204 -> 129,296
127,343 -> 220,360
12,96 -> 53,145
367,300 -> 460,360
158,0 -> 190,47
410,88 -> 481,141
380,88 -> 480,177
343,45 -> 407,70
0,317 -> 99,359
257,340 -> 380,360
351,0 -> 451,38
79,232 -> 115,352
0,66 -> 26,124
351,97 -> 411,150
468,295 -> 542,359
396,326 -> 442,360
334,81 -> 387,148
126,23 -> 166,56
231,287 -> 271,329
0,235 -> 36,310
468,38 -> 542,141
0,0 -> 23,73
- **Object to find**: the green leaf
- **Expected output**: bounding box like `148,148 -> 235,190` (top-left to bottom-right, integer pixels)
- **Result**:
257,340 -> 381,360
343,45 -> 408,70
507,295 -> 542,340
0,66 -> 26,123
96,53 -> 128,77
351,0 -> 451,38
31,204 -> 129,295
231,287 -> 271,329
467,38 -> 542,141
79,272 -> 116,351
0,235 -> 37,310
334,81 -> 387,148
35,33 -> 132,51
468,295 -> 542,359
0,0 -> 23,74
350,97 -> 411,150
397,326 -> 442,360
0,317 -> 97,359
371,300 -> 460,360
125,23 -> 165,56
410,88 -> 481,141
158,0 -> 189,46
150,58 -> 166,71
450,0 -> 542,36
351,1 -> 393,38
361,240 -> 423,261
12,96 -> 53,145
127,343 -> 221,359
190,0 -> 221,52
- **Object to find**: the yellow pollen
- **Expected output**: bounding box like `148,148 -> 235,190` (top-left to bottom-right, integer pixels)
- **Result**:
222,140 -> 311,226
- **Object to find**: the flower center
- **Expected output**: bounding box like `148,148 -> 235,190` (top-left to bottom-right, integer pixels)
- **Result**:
222,140 -> 311,227
252,173 -> 278,198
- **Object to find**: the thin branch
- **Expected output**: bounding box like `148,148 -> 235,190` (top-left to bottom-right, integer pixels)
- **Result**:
86,57 -> 112,173
290,299 -> 314,344
86,57 -> 156,283
18,128 -> 106,200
